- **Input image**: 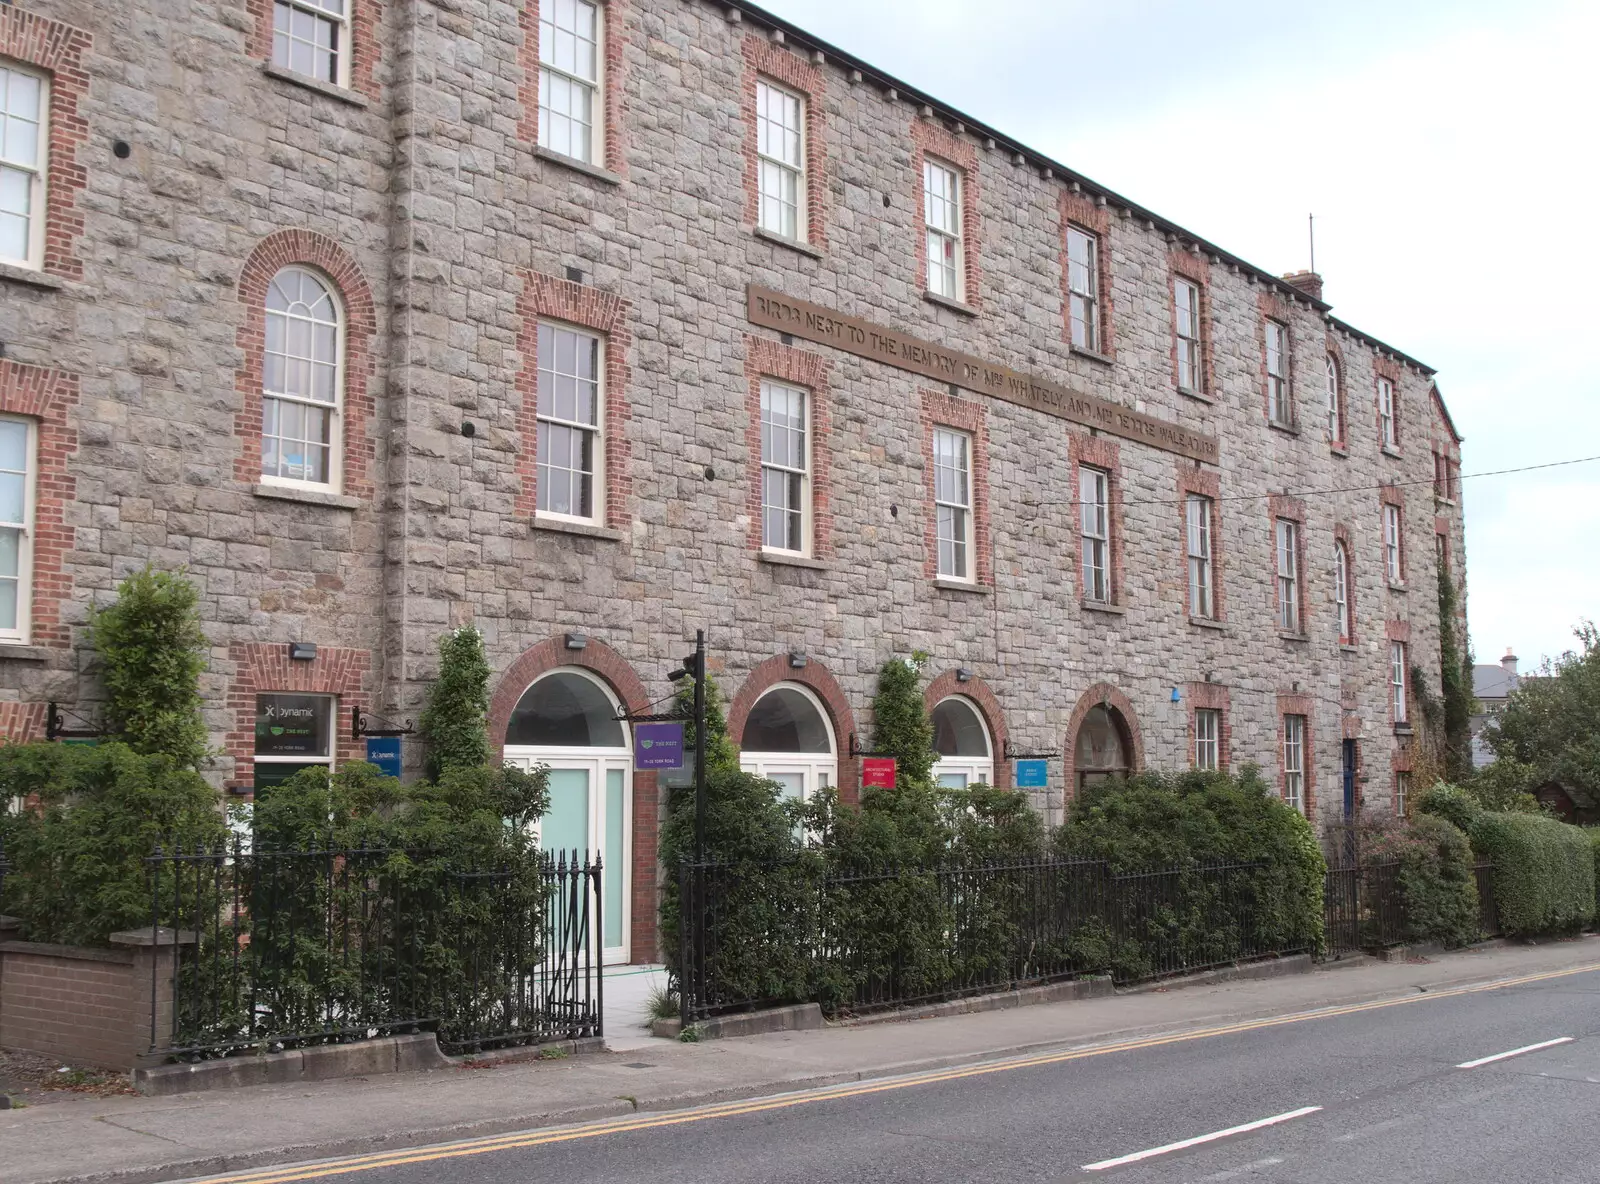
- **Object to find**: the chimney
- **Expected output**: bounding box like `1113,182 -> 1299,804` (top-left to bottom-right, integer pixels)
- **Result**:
1501,648 -> 1519,677
1281,271 -> 1324,302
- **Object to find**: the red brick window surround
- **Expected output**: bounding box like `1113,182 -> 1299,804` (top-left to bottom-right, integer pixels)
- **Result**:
727,654 -> 860,802
1392,745 -> 1414,816
1070,433 -> 1124,609
1063,682 -> 1144,802
1324,339 -> 1348,451
516,271 -> 634,530
0,7 -> 91,281
0,359 -> 78,650
912,119 -> 981,308
1269,493 -> 1307,636
1258,290 -> 1295,429
0,701 -> 49,743
1169,250 -> 1213,398
1380,483 -> 1406,586
1334,522 -> 1358,647
1374,353 -> 1402,453
921,390 -> 991,586
1176,462 -> 1224,623
1060,193 -> 1114,357
923,669 -> 1010,789
1277,692 -> 1315,817
224,643 -> 372,794
247,0 -> 383,101
744,334 -> 832,559
742,35 -> 828,250
1387,618 -> 1412,732
1187,682 -> 1231,772
517,0 -> 629,177
233,231 -> 378,502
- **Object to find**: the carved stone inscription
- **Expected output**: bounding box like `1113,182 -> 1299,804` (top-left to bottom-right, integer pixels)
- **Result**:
747,285 -> 1220,465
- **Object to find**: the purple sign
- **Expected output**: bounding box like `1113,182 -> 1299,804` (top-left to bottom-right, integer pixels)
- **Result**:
634,722 -> 686,770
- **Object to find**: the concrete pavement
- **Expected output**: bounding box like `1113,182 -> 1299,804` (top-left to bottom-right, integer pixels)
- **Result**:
3,938 -> 1598,1184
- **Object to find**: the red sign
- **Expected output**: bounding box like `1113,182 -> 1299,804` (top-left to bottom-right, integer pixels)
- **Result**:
861,757 -> 897,789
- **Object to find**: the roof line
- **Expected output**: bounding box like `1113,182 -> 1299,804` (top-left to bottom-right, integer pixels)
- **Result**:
721,0 -> 1438,376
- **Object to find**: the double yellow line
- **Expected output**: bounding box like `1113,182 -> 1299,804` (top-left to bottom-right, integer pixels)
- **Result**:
186,962 -> 1600,1184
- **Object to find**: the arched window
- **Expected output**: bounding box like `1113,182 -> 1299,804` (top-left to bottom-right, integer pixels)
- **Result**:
931,696 -> 993,789
263,267 -> 344,489
739,683 -> 836,810
1075,704 -> 1132,791
1334,539 -> 1352,644
1325,354 -> 1341,444
502,668 -> 630,962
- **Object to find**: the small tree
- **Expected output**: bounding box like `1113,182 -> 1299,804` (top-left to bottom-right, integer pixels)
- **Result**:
418,625 -> 491,781
89,566 -> 210,769
1483,621 -> 1600,803
870,653 -> 936,792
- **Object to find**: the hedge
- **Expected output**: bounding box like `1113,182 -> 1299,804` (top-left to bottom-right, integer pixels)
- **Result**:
1359,813 -> 1480,948
1470,812 -> 1596,936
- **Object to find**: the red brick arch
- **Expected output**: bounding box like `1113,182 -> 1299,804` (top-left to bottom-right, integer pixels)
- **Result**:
923,670 -> 1010,789
233,231 -> 380,500
727,655 -> 860,802
1063,682 -> 1145,801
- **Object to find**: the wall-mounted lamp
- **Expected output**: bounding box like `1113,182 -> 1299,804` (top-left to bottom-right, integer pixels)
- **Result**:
956,667 -> 973,683
288,642 -> 317,662
565,632 -> 588,651
788,650 -> 808,669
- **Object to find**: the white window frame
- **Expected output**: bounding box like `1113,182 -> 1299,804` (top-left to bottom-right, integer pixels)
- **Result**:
0,413 -> 37,645
1391,642 -> 1409,724
272,0 -> 352,88
1079,464 -> 1111,604
931,695 -> 994,790
536,320 -> 606,526
1395,770 -> 1410,816
1325,354 -> 1341,443
1067,227 -> 1100,352
1378,377 -> 1397,448
0,61 -> 50,272
1186,494 -> 1213,619
261,266 -> 346,493
1275,518 -> 1300,632
755,78 -> 806,242
1266,319 -> 1291,426
1175,278 -> 1201,393
739,682 -> 838,817
932,426 -> 973,582
924,157 -> 963,301
1282,714 -> 1306,814
538,0 -> 605,165
1384,503 -> 1403,583
1334,540 -> 1351,644
760,378 -> 810,555
1194,708 -> 1220,772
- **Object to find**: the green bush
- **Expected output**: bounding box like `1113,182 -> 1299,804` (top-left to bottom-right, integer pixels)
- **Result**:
0,742 -> 226,945
1360,813 -> 1480,947
1470,812 -> 1596,936
89,567 -> 210,769
1590,829 -> 1600,908
1417,782 -> 1483,833
418,626 -> 492,781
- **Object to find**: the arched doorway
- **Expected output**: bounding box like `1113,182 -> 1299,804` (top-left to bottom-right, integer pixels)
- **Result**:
1074,703 -> 1134,792
738,682 -> 838,811
502,667 -> 632,963
931,695 -> 994,788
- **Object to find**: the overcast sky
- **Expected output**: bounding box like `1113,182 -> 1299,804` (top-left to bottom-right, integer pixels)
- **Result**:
754,0 -> 1600,671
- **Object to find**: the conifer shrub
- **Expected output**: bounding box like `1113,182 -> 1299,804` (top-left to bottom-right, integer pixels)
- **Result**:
418,626 -> 492,781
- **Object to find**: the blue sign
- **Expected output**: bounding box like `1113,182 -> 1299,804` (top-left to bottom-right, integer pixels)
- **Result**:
1015,759 -> 1049,789
366,736 -> 403,779
635,722 -> 686,770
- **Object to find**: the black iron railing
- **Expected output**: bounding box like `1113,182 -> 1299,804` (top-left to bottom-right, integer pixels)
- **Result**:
678,858 -> 1314,1022
1323,861 -> 1405,955
147,841 -> 602,1060
1473,861 -> 1500,938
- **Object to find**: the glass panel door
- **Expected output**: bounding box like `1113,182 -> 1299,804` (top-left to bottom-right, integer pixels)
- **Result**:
604,767 -> 625,952
542,766 -> 592,857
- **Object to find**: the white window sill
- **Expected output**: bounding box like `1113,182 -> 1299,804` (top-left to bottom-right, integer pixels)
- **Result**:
1187,615 -> 1226,631
1435,495 -> 1458,508
924,291 -> 978,318
0,260 -> 63,290
1177,386 -> 1213,404
1277,630 -> 1310,644
1381,444 -> 1403,459
535,145 -> 622,187
1340,643 -> 1359,654
1082,600 -> 1126,616
254,483 -> 362,510
1267,419 -> 1299,437
1329,443 -> 1349,458
1394,723 -> 1414,737
934,577 -> 989,595
0,643 -> 52,662
261,62 -> 370,109
1388,580 -> 1408,593
759,549 -> 829,571
1070,344 -> 1114,366
753,226 -> 824,260
533,516 -> 624,542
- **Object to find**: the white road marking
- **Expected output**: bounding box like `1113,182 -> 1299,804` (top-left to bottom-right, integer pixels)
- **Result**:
1081,1107 -> 1322,1172
1456,1036 -> 1573,1069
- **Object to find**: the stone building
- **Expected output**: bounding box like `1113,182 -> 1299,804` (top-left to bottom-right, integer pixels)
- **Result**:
0,0 -> 1468,962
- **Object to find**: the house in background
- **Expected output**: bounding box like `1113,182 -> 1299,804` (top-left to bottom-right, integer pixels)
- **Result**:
1470,649 -> 1521,768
